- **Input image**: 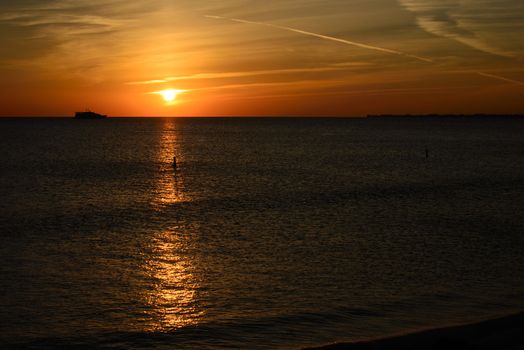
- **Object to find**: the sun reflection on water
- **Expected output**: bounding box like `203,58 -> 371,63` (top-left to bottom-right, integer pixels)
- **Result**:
143,118 -> 203,331
151,118 -> 190,209
144,229 -> 204,331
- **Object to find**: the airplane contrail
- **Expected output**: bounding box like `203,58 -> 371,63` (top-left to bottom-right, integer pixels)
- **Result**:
476,72 -> 524,86
206,15 -> 433,63
206,15 -> 524,87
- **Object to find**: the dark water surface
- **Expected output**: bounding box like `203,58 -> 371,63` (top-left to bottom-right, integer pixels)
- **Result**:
1,117 -> 523,349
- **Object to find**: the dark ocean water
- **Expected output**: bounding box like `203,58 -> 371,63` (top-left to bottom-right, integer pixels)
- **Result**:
1,117 -> 523,349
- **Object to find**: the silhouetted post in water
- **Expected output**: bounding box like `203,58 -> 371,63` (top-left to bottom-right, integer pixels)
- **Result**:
172,156 -> 177,170
425,147 -> 429,159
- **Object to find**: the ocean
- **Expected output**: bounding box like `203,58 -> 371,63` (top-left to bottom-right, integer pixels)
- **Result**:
1,117 -> 523,349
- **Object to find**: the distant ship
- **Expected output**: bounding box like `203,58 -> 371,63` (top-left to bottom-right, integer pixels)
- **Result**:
75,110 -> 107,119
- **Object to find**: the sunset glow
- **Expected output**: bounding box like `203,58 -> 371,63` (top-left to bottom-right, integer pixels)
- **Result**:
3,2 -> 524,346
158,90 -> 179,103
1,1 -> 523,116
160,90 -> 177,103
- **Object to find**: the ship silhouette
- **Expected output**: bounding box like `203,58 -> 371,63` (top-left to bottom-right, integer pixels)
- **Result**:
75,109 -> 107,119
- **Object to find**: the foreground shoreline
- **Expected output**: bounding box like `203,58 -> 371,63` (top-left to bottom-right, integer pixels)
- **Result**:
304,312 -> 524,350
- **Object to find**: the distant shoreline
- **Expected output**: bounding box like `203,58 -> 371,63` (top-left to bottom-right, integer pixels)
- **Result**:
367,114 -> 524,119
303,312 -> 524,350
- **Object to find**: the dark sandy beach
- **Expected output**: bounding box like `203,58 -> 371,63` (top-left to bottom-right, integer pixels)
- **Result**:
304,312 -> 524,350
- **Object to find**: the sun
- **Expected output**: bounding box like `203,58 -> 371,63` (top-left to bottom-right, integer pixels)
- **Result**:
150,89 -> 186,105
159,89 -> 178,102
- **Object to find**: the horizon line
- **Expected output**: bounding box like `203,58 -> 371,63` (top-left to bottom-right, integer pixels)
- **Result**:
2,114 -> 524,119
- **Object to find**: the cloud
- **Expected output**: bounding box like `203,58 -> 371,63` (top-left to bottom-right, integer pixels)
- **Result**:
206,15 -> 433,63
127,64 -> 371,85
398,0 -> 522,57
130,79 -> 169,85
220,85 -> 482,102
0,1 -> 155,81
185,79 -> 348,93
0,1 -> 136,37
205,13 -> 524,88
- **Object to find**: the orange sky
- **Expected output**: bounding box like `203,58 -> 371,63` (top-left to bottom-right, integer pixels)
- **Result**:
1,0 -> 523,116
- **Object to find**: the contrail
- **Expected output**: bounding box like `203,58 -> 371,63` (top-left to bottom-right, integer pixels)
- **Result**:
206,15 -> 524,87
476,72 -> 524,86
206,15 -> 433,63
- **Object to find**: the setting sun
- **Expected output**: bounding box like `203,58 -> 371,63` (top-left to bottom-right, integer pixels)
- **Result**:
150,89 -> 187,105
159,89 -> 178,102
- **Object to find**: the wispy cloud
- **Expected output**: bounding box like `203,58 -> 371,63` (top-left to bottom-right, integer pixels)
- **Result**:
0,3 -> 130,37
218,85 -> 482,102
177,79 -> 349,94
0,1 -> 156,81
127,64 -> 371,85
206,15 -> 433,63
205,13 -> 524,88
129,79 -> 170,85
398,0 -> 520,57
0,13 -> 123,30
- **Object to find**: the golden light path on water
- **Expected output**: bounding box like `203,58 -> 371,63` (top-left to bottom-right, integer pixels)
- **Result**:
144,118 -> 204,331
144,229 -> 204,331
151,118 -> 190,208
